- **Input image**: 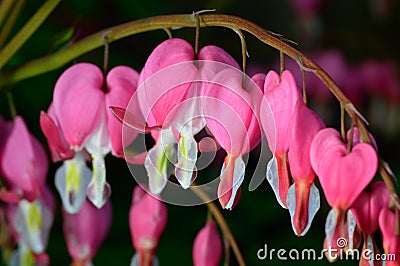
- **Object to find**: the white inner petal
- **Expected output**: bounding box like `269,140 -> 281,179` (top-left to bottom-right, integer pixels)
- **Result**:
9,242 -> 34,266
86,153 -> 111,208
286,183 -> 321,236
347,209 -> 357,251
145,128 -> 176,194
325,208 -> 339,250
83,110 -> 111,156
266,156 -> 286,208
14,199 -> 53,254
55,153 -> 91,214
286,183 -> 320,237
224,155 -> 246,210
175,129 -> 198,189
367,235 -> 374,266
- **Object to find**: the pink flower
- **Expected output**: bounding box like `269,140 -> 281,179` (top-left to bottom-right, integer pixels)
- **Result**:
351,181 -> 390,235
260,70 -> 301,208
310,127 -> 378,250
63,198 -> 112,265
192,221 -> 222,266
379,207 -> 400,266
287,100 -> 325,236
202,68 -> 262,209
6,186 -> 55,266
129,186 -> 167,266
0,116 -> 48,202
351,181 -> 390,266
128,38 -> 243,196
42,63 -> 141,210
310,128 -> 378,209
136,38 -> 200,194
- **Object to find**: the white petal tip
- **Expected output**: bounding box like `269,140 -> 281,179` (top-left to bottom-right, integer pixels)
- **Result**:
87,182 -> 111,209
266,157 -> 287,209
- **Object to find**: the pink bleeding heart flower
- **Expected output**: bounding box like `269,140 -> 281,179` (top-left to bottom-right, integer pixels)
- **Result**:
310,128 -> 378,209
310,127 -> 378,251
41,105 -> 91,214
53,63 -> 108,150
351,181 -> 390,266
351,181 -> 390,235
63,198 -> 112,266
379,207 -> 400,266
192,220 -> 222,266
135,38 -> 200,194
129,186 -> 167,266
133,39 -> 242,195
0,116 -> 48,202
6,185 -> 55,266
202,67 -> 262,209
45,63 -> 140,210
321,210 -> 362,262
287,100 -> 325,236
260,70 -> 301,208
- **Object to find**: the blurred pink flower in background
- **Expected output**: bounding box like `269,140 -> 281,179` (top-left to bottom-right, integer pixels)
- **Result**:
129,186 -> 167,266
63,199 -> 112,266
192,221 -> 222,266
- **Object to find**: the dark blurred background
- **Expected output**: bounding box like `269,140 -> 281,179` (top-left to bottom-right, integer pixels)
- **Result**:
0,0 -> 399,265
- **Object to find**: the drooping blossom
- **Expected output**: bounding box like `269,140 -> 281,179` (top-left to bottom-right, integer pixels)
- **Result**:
351,181 -> 390,266
63,198 -> 112,266
192,220 -> 222,266
41,63 -> 141,210
379,207 -> 400,266
260,70 -> 301,208
135,38 -> 199,194
1,116 -> 48,202
287,99 -> 325,236
121,38 -> 245,201
310,128 -> 378,257
129,186 -> 167,266
0,116 -> 55,265
202,67 -> 263,209
6,187 -> 55,266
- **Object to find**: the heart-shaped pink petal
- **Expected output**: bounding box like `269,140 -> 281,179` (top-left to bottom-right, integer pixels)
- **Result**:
309,129 -> 343,175
53,63 -> 105,148
311,128 -> 378,209
137,38 -> 197,129
261,70 -> 301,154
